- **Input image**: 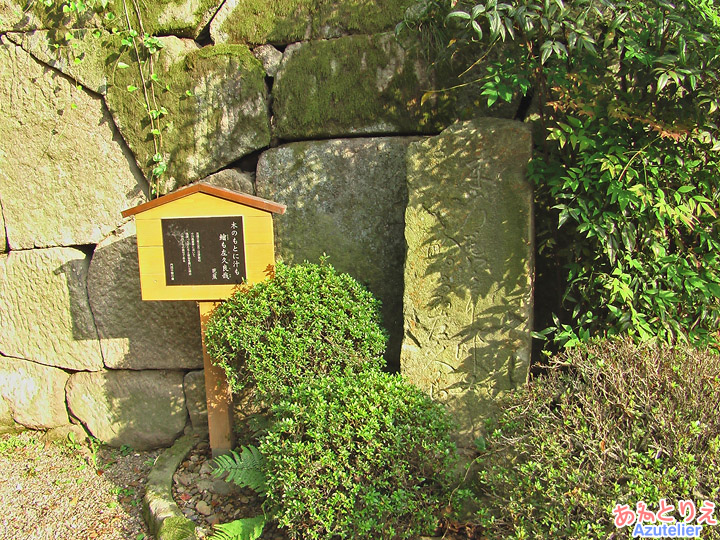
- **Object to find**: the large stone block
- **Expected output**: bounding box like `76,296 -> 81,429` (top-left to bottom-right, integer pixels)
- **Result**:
211,0 -> 415,45
88,221 -> 202,370
401,118 -> 533,447
0,355 -> 70,429
256,137 -> 415,367
106,38 -> 270,192
272,33 -> 443,140
0,37 -> 146,249
66,370 -> 188,449
0,248 -> 104,371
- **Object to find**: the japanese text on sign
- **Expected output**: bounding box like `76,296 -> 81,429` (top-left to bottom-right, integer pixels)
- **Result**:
161,216 -> 247,286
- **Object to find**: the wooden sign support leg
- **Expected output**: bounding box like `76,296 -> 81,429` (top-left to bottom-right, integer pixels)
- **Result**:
198,301 -> 234,457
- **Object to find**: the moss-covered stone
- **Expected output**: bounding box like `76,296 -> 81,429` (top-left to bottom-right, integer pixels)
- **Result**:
272,33 -> 443,140
106,38 -> 270,191
211,0 -> 415,46
1,0 -> 222,39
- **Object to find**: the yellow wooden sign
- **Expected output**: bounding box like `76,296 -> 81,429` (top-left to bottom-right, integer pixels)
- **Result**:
122,182 -> 286,456
122,182 -> 286,301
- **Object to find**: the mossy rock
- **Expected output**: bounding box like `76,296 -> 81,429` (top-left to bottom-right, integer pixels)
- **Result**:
0,0 -> 222,39
211,0 -> 416,46
106,38 -> 270,192
272,33 -> 444,140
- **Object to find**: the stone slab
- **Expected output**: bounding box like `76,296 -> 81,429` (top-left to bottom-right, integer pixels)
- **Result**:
0,248 -> 104,371
256,137 -> 416,367
401,118 -> 533,447
143,432 -> 203,539
87,221 -> 203,370
6,30 -> 109,94
0,198 -> 6,253
0,355 -> 70,429
66,370 -> 188,449
0,36 -> 146,250
211,0 -> 415,45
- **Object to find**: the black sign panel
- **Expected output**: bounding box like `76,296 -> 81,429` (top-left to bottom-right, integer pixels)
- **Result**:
161,217 -> 247,286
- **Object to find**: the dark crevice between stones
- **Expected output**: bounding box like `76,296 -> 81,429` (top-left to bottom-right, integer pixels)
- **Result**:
228,148 -> 265,174
273,130 -> 435,147
197,0 -> 229,47
77,243 -> 107,368
514,88 -> 535,121
194,21 -> 213,47
0,198 -> 9,254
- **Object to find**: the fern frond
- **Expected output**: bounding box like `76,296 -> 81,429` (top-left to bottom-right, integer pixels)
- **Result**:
208,516 -> 265,540
212,445 -> 267,494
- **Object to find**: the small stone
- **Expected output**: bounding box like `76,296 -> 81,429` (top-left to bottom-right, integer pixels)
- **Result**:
206,514 -> 221,526
196,479 -> 213,492
196,500 -> 213,516
176,472 -> 193,487
199,461 -> 214,475
211,479 -> 236,496
239,495 -> 250,505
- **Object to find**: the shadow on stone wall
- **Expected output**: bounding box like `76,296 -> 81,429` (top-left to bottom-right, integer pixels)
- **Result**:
256,137 -> 413,372
58,225 -> 202,371
66,369 -> 188,450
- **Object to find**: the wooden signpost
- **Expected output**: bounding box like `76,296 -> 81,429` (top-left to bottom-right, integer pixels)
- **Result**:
122,182 -> 286,456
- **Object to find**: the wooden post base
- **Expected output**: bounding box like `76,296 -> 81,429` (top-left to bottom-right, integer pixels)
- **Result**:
198,301 -> 235,457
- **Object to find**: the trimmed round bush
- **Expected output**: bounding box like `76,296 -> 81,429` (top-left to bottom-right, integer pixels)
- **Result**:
204,259 -> 388,401
261,371 -> 458,540
465,338 -> 720,539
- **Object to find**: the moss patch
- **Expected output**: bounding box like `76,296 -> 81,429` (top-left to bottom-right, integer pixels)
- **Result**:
106,38 -> 269,191
213,0 -> 416,45
273,33 -> 452,139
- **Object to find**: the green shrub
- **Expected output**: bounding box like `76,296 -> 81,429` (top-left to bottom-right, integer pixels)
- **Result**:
464,339 -> 720,539
399,0 -> 720,349
204,259 -> 388,401
260,371 -> 458,540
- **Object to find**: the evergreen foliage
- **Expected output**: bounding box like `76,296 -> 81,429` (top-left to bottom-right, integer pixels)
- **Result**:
459,339 -> 720,539
399,0 -> 720,350
204,258 -> 388,402
260,371 -> 457,540
211,445 -> 267,494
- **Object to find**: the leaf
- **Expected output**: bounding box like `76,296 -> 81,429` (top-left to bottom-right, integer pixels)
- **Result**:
446,10 -> 472,21
209,516 -> 266,540
117,62 -> 130,69
212,446 -> 267,494
126,85 -> 138,92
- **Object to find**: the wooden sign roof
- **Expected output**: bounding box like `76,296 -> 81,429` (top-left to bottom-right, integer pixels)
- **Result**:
122,182 -> 286,218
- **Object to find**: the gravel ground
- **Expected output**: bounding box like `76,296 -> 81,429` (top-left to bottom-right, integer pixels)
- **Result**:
0,430 -> 159,540
173,439 -> 289,539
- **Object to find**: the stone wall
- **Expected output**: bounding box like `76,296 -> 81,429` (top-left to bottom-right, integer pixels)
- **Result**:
0,0 -> 532,449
